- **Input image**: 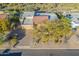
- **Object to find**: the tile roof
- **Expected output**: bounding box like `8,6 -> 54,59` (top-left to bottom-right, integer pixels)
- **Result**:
33,16 -> 48,24
0,14 -> 7,19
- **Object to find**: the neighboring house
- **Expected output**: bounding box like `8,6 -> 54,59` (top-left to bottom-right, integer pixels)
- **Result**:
63,12 -> 79,28
33,16 -> 48,24
20,12 -> 35,30
0,11 -> 8,20
0,14 -> 7,19
71,13 -> 79,28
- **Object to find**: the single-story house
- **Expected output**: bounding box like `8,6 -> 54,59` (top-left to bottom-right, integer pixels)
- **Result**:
20,11 -> 59,29
63,12 -> 79,28
0,11 -> 8,20
0,14 -> 7,19
34,11 -> 58,20
20,12 -> 35,30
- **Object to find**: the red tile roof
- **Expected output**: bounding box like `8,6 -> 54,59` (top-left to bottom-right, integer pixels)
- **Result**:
0,14 -> 7,20
33,16 -> 48,24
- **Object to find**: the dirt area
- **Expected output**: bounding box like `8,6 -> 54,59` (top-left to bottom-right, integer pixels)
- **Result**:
15,29 -> 33,48
1,28 -> 79,49
31,28 -> 79,49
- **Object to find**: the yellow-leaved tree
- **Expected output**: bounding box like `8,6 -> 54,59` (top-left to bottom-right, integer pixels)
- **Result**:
33,16 -> 72,44
0,19 -> 9,34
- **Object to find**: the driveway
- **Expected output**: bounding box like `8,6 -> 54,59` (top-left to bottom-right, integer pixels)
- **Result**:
15,30 -> 33,48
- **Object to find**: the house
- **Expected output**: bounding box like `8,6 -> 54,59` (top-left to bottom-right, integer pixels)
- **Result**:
20,12 -> 35,30
33,11 -> 58,25
71,13 -> 79,28
0,14 -> 7,19
34,11 -> 58,20
20,11 -> 59,29
0,11 -> 8,20
63,12 -> 79,28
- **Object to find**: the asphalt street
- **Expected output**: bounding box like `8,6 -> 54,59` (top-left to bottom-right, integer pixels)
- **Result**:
1,49 -> 79,56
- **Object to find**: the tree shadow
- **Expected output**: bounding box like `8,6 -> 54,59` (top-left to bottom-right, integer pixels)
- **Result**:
64,34 -> 73,44
76,34 -> 79,40
5,21 -> 26,47
7,28 -> 25,40
5,28 -> 25,47
64,36 -> 69,43
1,48 -> 22,56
